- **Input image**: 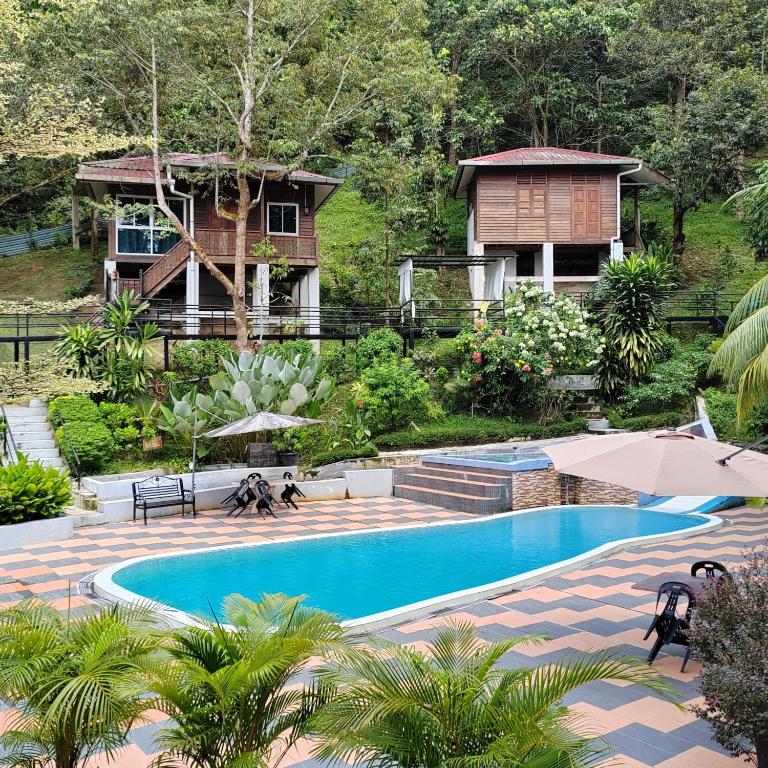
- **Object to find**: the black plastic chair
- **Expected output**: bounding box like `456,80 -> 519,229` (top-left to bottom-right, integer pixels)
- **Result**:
253,478 -> 277,519
690,560 -> 730,581
222,479 -> 256,518
644,581 -> 696,672
280,471 -> 306,510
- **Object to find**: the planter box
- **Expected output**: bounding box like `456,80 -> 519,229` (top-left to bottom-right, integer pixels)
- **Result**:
0,516 -> 74,551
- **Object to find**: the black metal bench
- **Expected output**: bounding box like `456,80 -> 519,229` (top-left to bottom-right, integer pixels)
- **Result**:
132,476 -> 196,525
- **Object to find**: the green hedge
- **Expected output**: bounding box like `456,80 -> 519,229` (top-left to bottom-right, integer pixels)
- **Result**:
605,410 -> 689,431
374,415 -> 587,450
0,455 -> 71,525
56,420 -> 116,473
49,395 -> 100,424
310,445 -> 378,468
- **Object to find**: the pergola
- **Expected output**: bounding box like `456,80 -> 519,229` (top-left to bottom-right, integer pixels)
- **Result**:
396,253 -> 511,307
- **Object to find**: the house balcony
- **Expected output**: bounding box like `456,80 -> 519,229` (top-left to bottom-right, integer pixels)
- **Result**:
195,229 -> 319,267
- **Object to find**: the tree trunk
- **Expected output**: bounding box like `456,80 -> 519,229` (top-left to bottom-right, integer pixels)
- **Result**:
234,168 -> 251,351
672,201 -> 686,255
756,739 -> 768,768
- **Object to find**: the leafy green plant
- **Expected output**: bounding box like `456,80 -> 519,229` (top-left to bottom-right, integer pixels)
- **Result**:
690,545 -> 768,768
0,361 -> 105,406
49,395 -> 100,424
310,445 -> 378,467
0,456 -> 71,525
603,409 -> 688,432
145,594 -> 345,768
313,620 -> 676,768
355,327 -> 403,371
273,427 -> 305,454
55,421 -> 116,473
321,343 -> 353,382
269,339 -> 314,361
355,358 -> 434,433
170,339 -> 234,394
55,290 -> 160,402
597,253 -> 676,386
0,600 -> 162,768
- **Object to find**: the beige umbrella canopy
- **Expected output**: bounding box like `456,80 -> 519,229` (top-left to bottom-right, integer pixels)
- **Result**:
202,412 -> 323,438
543,430 -> 768,497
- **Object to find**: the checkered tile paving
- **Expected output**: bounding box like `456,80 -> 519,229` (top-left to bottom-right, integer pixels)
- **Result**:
1,499 -> 762,767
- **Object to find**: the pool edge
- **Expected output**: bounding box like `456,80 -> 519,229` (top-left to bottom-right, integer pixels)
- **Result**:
92,505 -> 724,633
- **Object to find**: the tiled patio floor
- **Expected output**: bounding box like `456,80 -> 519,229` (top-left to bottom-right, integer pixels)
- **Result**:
1,498 -> 762,768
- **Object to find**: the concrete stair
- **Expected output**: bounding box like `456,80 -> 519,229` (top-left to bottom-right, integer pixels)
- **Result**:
393,464 -> 513,514
2,401 -> 66,469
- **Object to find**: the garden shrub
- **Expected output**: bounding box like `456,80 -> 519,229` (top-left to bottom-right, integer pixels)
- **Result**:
375,415 -> 587,450
355,328 -> 403,371
322,344 -> 354,382
0,456 -> 71,525
310,445 -> 378,467
702,388 -> 768,442
355,358 -> 435,433
269,339 -> 314,362
99,402 -> 155,449
171,339 -> 233,391
49,395 -> 100,424
56,421 -> 116,473
604,410 -> 688,431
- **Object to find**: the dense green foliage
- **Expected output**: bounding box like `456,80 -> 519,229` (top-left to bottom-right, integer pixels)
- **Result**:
690,546 -> 768,768
375,415 -> 587,450
48,395 -> 100,424
603,410 -> 689,432
49,395 -> 119,472
0,456 -> 71,525
169,339 -> 234,394
0,600 -> 162,768
355,328 -> 403,371
55,421 -> 116,474
308,445 -> 379,468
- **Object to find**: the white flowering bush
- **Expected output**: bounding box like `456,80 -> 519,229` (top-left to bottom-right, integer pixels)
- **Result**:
0,296 -> 101,315
451,281 -> 603,414
503,280 -> 603,370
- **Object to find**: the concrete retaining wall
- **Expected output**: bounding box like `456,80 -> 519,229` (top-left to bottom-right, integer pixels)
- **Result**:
344,469 -> 393,498
0,516 -> 74,550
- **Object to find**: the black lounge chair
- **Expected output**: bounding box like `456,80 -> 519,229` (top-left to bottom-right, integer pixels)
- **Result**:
644,581 -> 696,672
690,560 -> 730,581
280,471 -> 306,510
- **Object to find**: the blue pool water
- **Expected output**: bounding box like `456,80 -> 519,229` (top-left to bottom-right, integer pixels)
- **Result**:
110,506 -> 708,622
468,452 -> 547,464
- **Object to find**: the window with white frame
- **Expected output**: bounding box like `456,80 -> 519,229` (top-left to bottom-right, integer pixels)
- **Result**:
116,195 -> 185,256
267,203 -> 299,236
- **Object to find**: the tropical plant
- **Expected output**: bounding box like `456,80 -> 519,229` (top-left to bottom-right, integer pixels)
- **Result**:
146,593 -> 345,768
356,327 -> 403,371
354,358 -> 434,432
170,339 -> 235,394
709,272 -> 768,423
597,253 -> 676,386
0,456 -> 71,525
0,600 -> 162,768
313,620 -> 677,768
55,290 -> 160,402
689,545 -> 768,768
724,161 -> 768,261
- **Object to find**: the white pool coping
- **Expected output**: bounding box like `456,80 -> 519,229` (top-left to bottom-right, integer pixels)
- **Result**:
93,504 -> 723,634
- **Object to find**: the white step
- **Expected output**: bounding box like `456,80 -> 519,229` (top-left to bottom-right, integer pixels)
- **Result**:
3,406 -> 48,417
18,448 -> 60,459
5,421 -> 51,433
38,457 -> 66,469
15,437 -> 57,450
5,415 -> 50,427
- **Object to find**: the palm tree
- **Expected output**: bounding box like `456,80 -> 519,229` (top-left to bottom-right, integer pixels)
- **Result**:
312,620 -> 678,768
0,599 -> 163,768
147,593 -> 346,768
711,178 -> 768,423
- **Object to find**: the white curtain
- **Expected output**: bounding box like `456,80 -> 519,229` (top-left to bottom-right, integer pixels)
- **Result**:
398,258 -> 413,306
484,258 -> 506,301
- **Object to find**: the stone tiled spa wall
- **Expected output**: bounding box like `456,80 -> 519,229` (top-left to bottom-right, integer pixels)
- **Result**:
511,468 -> 561,509
566,475 -> 637,505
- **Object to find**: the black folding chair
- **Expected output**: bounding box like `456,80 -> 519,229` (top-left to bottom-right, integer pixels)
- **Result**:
644,581 -> 696,672
690,560 -> 730,581
280,471 -> 306,510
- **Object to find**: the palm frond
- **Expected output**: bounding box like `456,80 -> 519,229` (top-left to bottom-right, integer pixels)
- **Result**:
724,274 -> 768,330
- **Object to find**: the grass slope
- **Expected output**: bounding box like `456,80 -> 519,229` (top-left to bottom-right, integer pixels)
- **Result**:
0,246 -> 101,301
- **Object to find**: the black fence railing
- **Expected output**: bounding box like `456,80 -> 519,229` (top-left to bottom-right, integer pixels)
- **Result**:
0,403 -> 19,466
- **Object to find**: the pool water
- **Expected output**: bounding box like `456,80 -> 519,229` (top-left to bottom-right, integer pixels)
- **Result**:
108,505 -> 710,624
468,451 -> 547,464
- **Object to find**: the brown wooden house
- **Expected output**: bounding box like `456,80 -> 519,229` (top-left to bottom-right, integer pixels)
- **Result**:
74,153 -> 342,332
451,147 -> 666,297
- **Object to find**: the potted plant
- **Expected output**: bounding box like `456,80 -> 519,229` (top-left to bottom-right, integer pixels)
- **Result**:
274,428 -> 303,467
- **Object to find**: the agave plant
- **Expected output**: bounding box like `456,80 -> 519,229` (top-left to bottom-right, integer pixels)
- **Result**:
313,620 -> 679,768
0,600 -> 162,768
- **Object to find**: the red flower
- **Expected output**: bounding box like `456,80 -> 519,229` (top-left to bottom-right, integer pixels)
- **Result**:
472,351 -> 482,364
522,364 -> 531,372
494,328 -> 503,335
356,400 -> 364,409
474,375 -> 483,383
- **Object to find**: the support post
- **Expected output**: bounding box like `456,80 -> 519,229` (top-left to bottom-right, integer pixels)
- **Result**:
306,266 -> 320,351
185,259 -> 200,336
253,263 -> 270,339
542,243 -> 554,293
71,191 -> 80,250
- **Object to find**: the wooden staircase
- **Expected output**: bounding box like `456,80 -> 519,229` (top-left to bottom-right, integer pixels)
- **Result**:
138,240 -> 190,297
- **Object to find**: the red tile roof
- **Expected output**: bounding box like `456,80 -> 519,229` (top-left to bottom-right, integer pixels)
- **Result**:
460,146 -> 639,165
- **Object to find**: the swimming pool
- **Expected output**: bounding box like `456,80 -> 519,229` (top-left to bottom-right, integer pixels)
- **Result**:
95,505 -> 720,629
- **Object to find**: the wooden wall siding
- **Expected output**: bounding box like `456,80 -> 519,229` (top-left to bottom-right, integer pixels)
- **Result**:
473,168 -> 617,245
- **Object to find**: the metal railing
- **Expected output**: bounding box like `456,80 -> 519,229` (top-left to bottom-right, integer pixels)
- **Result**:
0,403 -> 19,466
49,411 -> 82,488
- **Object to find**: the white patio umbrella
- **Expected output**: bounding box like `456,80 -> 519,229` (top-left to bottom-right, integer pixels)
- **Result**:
542,429 -> 768,497
191,412 -> 323,492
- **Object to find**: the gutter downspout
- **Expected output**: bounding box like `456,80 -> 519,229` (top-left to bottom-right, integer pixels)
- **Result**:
612,163 -> 643,261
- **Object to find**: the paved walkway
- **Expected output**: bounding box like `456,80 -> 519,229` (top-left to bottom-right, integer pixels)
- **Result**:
1,499 -> 762,768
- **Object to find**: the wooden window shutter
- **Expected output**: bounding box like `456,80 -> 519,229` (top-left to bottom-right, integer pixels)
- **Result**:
586,184 -> 601,238
517,175 -> 532,216
572,179 -> 586,238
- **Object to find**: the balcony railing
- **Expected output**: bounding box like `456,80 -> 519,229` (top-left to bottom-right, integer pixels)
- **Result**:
195,229 -> 318,263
